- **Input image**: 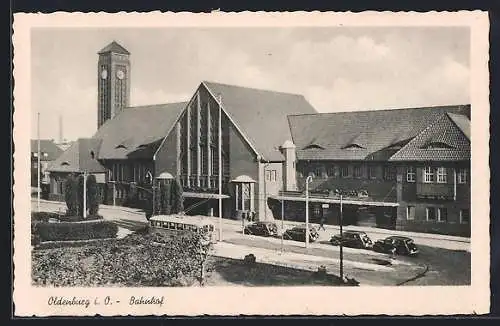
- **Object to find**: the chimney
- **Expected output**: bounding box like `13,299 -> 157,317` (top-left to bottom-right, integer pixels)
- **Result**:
59,115 -> 63,144
280,140 -> 297,191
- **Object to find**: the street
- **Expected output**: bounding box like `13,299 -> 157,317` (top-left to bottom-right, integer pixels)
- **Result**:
31,199 -> 471,285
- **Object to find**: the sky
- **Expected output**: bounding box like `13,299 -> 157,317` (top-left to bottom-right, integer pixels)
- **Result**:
31,27 -> 470,141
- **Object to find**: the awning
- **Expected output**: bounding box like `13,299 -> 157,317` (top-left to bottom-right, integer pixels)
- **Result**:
183,192 -> 231,199
268,194 -> 399,207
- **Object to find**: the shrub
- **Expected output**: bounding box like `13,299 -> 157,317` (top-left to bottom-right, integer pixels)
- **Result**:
31,212 -> 60,223
64,175 -> 79,216
244,254 -> 256,265
86,174 -> 99,215
32,231 -> 213,287
57,215 -> 103,223
34,220 -> 118,242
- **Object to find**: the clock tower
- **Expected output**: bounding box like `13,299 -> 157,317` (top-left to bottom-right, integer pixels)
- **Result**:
97,41 -> 131,129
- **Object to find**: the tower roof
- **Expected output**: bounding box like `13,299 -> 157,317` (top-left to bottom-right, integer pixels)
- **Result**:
98,41 -> 130,55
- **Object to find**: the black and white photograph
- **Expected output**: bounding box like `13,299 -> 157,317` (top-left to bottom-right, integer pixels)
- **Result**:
13,11 -> 490,316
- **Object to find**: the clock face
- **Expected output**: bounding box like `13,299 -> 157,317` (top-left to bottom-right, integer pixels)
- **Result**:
116,69 -> 125,80
101,69 -> 108,79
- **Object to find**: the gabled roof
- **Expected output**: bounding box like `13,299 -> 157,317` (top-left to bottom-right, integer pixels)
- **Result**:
47,139 -> 106,173
202,81 -> 317,161
289,105 -> 469,161
93,102 -> 187,160
389,112 -> 470,162
98,41 -> 130,55
447,112 -> 471,140
30,139 -> 64,161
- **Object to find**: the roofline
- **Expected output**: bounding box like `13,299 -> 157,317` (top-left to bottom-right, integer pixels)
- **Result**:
387,112 -> 448,162
202,80 -> 307,97
202,81 -> 262,160
287,104 -> 471,119
446,112 -> 471,141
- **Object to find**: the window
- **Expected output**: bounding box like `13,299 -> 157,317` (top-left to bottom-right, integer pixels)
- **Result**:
384,166 -> 396,181
313,204 -> 321,217
437,167 -> 447,183
236,183 -> 252,211
33,152 -> 38,157
313,166 -> 323,178
353,165 -> 363,178
33,162 -> 38,169
424,166 -> 434,183
460,209 -> 470,224
368,165 -> 377,179
266,170 -> 277,182
406,166 -> 416,183
458,169 -> 468,184
340,165 -> 349,178
406,206 -> 415,220
327,165 -> 336,178
438,208 -> 448,222
426,207 -> 437,221
43,152 -> 48,157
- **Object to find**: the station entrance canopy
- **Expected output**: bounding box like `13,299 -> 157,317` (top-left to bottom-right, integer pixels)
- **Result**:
268,193 -> 399,207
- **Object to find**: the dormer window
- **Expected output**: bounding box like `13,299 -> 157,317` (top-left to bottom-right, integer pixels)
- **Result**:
421,141 -> 455,149
90,151 -> 95,159
342,144 -> 365,150
115,144 -> 127,149
302,143 -> 325,150
61,161 -> 70,166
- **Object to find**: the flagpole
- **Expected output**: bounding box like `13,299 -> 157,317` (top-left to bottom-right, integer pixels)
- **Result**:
37,112 -> 41,213
218,94 -> 223,241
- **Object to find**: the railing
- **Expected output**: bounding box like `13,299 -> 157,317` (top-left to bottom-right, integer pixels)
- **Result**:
416,182 -> 454,200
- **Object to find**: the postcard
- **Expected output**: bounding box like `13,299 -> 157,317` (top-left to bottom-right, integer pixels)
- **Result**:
12,11 -> 490,316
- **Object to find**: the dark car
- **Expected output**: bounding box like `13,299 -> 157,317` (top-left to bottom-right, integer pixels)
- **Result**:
243,222 -> 278,237
330,230 -> 373,249
372,236 -> 419,256
283,225 -> 320,243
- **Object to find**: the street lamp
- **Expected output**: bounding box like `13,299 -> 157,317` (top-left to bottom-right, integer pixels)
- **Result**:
305,175 -> 313,248
339,194 -> 344,281
83,170 -> 87,219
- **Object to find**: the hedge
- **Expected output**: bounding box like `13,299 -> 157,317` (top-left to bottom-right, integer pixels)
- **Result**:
32,212 -> 61,223
33,220 -> 118,242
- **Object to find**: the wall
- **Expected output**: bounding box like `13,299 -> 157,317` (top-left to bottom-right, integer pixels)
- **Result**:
396,162 -> 471,236
228,122 -> 259,218
154,127 -> 178,178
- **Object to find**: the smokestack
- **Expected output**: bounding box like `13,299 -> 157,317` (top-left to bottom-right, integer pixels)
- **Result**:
59,114 -> 63,143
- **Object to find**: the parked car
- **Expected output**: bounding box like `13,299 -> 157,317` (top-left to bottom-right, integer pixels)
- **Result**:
330,230 -> 373,249
243,221 -> 278,237
283,225 -> 320,242
372,236 -> 419,256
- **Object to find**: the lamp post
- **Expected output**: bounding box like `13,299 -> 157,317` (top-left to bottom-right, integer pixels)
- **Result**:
339,194 -> 344,280
37,112 -> 41,213
305,175 -> 313,248
281,196 -> 285,253
217,94 -> 223,242
83,170 -> 87,219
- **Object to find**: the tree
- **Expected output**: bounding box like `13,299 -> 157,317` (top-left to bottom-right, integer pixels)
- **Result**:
64,174 -> 78,216
76,175 -> 85,217
86,174 -> 99,216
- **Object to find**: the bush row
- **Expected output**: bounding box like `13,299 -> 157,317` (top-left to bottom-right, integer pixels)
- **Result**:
32,220 -> 118,243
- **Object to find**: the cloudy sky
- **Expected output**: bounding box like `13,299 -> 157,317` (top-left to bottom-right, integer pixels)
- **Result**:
31,27 -> 470,141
